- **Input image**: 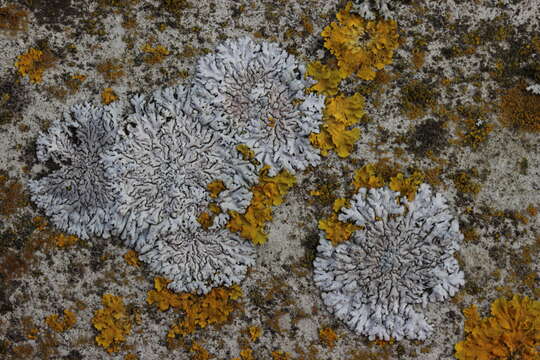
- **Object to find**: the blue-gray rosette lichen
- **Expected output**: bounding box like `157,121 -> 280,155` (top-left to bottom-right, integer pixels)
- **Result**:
194,36 -> 324,176
103,85 -> 257,250
352,0 -> 394,19
139,223 -> 256,294
314,184 -> 464,341
28,102 -> 122,239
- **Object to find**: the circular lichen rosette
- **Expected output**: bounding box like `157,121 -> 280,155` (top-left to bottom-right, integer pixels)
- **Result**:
103,85 -> 258,250
139,222 -> 256,295
193,36 -> 325,176
313,184 -> 464,341
28,102 -> 122,239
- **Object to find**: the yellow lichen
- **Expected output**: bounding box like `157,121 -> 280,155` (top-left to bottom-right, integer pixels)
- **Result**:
53,233 -> 79,248
310,92 -> 365,158
147,277 -> 242,338
101,87 -> 118,105
352,163 -> 385,191
388,171 -> 424,201
227,165 -> 296,245
499,82 -> 540,132
305,61 -> 347,96
141,43 -> 171,64
123,249 -> 141,267
248,326 -> 262,342
319,327 -> 338,348
236,144 -> 257,162
190,342 -> 213,360
455,295 -> 540,360
271,350 -> 292,360
207,180 -> 226,198
453,170 -> 481,195
45,309 -> 76,332
321,2 -> 399,81
232,348 -> 255,360
15,48 -> 54,84
91,294 -> 132,353
318,213 -> 361,246
0,4 -> 27,32
96,59 -> 124,82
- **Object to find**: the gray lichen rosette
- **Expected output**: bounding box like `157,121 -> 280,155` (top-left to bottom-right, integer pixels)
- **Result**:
193,36 -> 324,176
103,85 -> 257,250
313,184 -> 464,341
138,222 -> 256,294
28,102 -> 122,239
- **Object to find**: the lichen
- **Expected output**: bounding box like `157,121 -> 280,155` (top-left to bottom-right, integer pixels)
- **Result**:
352,0 -> 396,20
104,85 -> 256,249
141,43 -> 170,64
314,184 -> 464,340
0,4 -> 28,33
123,249 -> 141,267
28,102 -> 122,239
309,92 -> 365,158
321,2 -> 399,81
499,82 -> 540,132
319,327 -> 338,348
194,36 -> 324,176
15,48 -> 54,84
101,87 -> 118,105
306,61 -> 347,96
227,165 -> 296,245
0,174 -> 28,217
45,309 -> 76,332
91,294 -> 132,353
455,295 -> 540,360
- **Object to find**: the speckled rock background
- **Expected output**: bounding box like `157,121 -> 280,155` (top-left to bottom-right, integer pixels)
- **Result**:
0,0 -> 538,359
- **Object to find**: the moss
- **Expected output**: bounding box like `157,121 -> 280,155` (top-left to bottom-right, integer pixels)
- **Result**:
400,79 -> 439,119
499,82 -> 540,132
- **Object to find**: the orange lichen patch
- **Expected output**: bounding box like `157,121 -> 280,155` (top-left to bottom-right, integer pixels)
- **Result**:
45,309 -> 77,332
208,180 -> 226,198
248,326 -> 262,342
236,144 -> 257,162
499,82 -> 540,132
526,204 -> 537,217
15,48 -> 55,84
53,233 -> 79,248
458,118 -> 494,149
92,294 -> 132,353
227,166 -> 296,245
96,59 -> 124,82
271,350 -> 292,360
190,342 -> 213,360
167,284 -> 243,338
319,327 -> 338,348
232,348 -> 255,360
455,295 -> 540,360
0,4 -> 27,32
389,171 -> 424,201
305,61 -> 347,96
147,277 -> 242,338
124,353 -> 138,360
453,170 -> 481,195
123,250 -> 141,267
319,213 -> 360,246
0,175 -> 28,216
197,211 -> 213,230
101,87 -> 118,105
352,163 -> 385,191
321,2 -> 399,81
142,43 -> 171,64
310,92 -> 365,158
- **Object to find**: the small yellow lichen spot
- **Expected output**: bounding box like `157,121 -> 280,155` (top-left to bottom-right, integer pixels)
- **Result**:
318,214 -> 360,246
352,164 -> 385,191
197,211 -> 213,230
45,309 -> 76,332
305,61 -> 347,96
53,233 -> 79,248
190,342 -> 212,360
92,294 -> 132,353
240,348 -> 254,360
321,2 -> 399,81
455,295 -> 540,360
389,172 -> 424,201
207,180 -> 226,198
271,350 -> 292,360
70,74 -> 87,81
15,48 -> 53,84
319,327 -> 338,348
236,144 -> 257,162
101,87 -> 118,105
141,43 -> 171,64
123,249 -> 141,267
124,353 -> 138,360
227,166 -> 295,245
248,326 -> 262,342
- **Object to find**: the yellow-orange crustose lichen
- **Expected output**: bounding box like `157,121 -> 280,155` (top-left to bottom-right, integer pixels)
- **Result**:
306,61 -> 347,96
91,294 -> 132,353
146,277 -> 242,338
309,92 -> 365,158
321,2 -> 399,81
101,87 -> 118,105
319,327 -> 338,348
141,43 -> 171,64
227,165 -> 295,245
53,233 -> 79,248
15,48 -> 54,84
45,309 -> 77,332
499,82 -> 540,132
318,198 -> 361,246
123,249 -> 141,267
455,295 -> 540,360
